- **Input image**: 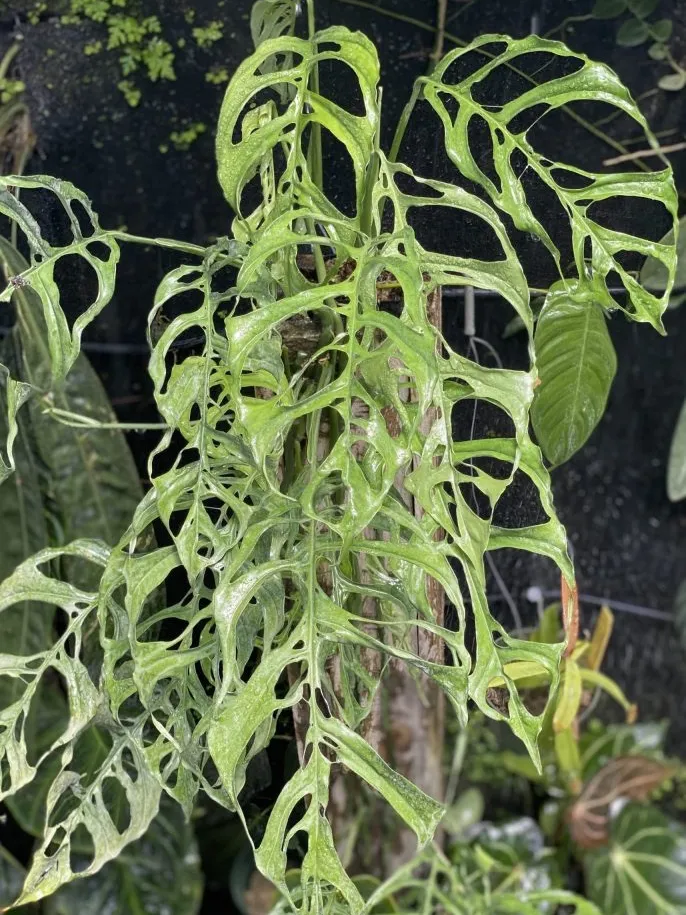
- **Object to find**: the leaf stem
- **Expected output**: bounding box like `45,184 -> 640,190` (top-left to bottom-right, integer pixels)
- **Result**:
112,231 -> 206,257
41,404 -> 168,431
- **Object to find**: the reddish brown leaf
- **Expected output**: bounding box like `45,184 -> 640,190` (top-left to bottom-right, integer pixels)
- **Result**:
561,575 -> 579,658
567,756 -> 676,849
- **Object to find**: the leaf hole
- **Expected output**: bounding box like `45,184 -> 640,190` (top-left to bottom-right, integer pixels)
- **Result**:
68,198 -> 95,240
69,823 -> 95,873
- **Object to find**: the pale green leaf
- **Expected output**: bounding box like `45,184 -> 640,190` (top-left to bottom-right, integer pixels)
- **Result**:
45,800 -> 203,915
658,71 -> 686,91
419,35 -> 677,328
639,214 -> 685,295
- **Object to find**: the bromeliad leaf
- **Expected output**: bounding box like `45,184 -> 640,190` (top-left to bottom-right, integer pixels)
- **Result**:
532,282 -> 617,466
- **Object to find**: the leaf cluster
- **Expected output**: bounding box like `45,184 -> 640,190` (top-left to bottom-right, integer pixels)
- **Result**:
0,4 -> 679,912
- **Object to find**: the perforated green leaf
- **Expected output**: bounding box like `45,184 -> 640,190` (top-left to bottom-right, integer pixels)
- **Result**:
532,283 -> 617,466
46,800 -> 203,915
0,237 -> 144,581
417,35 -> 677,329
0,19 -> 677,914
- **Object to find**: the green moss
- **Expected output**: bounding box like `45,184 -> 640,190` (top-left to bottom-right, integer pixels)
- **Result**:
0,77 -> 25,104
65,0 -> 175,103
28,2 -> 47,25
169,121 -> 207,151
117,78 -> 141,107
192,21 -> 224,49
205,66 -> 229,85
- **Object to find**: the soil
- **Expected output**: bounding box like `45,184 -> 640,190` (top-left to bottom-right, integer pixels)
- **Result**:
1,0 -> 686,907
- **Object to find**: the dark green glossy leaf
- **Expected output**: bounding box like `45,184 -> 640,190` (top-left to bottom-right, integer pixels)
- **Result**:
627,0 -> 659,16
668,399 -> 686,501
617,18 -> 651,45
585,804 -> 686,915
592,0 -> 628,18
532,284 -> 617,466
0,845 -> 26,911
650,18 -> 673,41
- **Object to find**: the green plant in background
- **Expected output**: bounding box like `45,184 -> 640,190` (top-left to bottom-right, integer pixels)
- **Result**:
592,0 -> 686,90
0,0 -> 678,913
450,648 -> 686,915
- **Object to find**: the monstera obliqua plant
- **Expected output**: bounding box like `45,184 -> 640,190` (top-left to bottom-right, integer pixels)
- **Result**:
0,0 -> 678,911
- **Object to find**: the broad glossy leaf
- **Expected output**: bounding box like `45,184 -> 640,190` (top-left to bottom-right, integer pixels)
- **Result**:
532,284 -> 617,466
667,398 -> 686,501
585,804 -> 686,915
45,800 -> 203,915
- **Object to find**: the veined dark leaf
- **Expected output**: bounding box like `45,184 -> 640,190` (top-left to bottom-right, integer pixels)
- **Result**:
585,804 -> 686,915
616,18 -> 651,46
568,756 -> 676,848
532,283 -> 617,466
45,800 -> 203,915
592,0 -> 628,18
